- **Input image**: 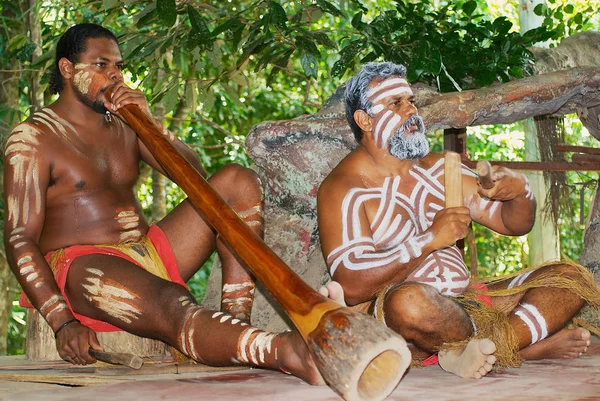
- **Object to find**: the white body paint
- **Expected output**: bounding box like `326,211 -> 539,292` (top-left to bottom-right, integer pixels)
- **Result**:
514,302 -> 549,345
328,158 -> 497,296
39,294 -> 68,320
508,270 -> 535,289
237,327 -> 277,365
222,282 -> 254,293
81,268 -> 141,324
116,209 -> 141,242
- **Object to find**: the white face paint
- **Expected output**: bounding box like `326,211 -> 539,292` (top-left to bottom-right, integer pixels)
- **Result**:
327,158 -> 471,295
366,77 -> 414,149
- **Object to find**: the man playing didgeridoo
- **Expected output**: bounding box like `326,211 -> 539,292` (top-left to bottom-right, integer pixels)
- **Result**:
317,61 -> 600,378
4,23 -> 323,382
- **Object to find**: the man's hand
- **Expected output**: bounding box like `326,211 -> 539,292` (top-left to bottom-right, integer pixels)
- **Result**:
477,166 -> 530,201
104,82 -> 153,122
428,207 -> 471,249
56,321 -> 103,365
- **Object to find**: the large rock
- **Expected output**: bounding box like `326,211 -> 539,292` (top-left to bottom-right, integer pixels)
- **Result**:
202,96 -> 357,331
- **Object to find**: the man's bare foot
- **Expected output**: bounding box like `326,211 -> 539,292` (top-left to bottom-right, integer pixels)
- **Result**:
438,338 -> 496,379
318,281 -> 346,306
276,331 -> 325,385
519,327 -> 591,360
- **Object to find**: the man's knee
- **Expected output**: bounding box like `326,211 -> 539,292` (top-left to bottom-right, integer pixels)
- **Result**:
384,282 -> 444,332
210,164 -> 262,202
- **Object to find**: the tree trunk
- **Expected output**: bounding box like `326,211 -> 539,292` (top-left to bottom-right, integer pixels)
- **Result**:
27,0 -> 43,113
0,0 -> 25,356
150,89 -> 191,222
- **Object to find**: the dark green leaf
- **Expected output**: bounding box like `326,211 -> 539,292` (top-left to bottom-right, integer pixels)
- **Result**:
350,0 -> 368,13
212,17 -> 242,37
300,53 -> 318,78
316,0 -> 344,18
462,0 -> 477,16
492,17 -> 512,35
295,36 -> 320,56
313,32 -> 337,50
188,5 -> 213,50
269,2 -> 288,28
574,13 -> 583,24
564,4 -> 574,14
156,0 -> 177,27
351,12 -> 364,29
161,84 -> 179,114
533,4 -> 546,16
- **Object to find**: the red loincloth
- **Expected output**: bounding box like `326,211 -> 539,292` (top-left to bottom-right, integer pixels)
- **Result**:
20,225 -> 188,332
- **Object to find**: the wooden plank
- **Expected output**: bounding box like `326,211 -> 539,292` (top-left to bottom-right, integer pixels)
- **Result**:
444,151 -> 463,208
554,144 -> 600,155
461,160 -> 600,171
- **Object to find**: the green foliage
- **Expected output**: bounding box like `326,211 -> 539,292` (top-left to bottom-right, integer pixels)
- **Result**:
8,299 -> 26,355
330,0 -> 555,92
534,0 -> 600,41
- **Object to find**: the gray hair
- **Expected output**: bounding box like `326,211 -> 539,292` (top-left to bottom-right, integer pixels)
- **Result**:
344,62 -> 407,142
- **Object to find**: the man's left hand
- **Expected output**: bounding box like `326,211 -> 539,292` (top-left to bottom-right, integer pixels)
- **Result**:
104,82 -> 153,122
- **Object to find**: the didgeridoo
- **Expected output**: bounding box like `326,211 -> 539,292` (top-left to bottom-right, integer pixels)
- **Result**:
108,88 -> 410,401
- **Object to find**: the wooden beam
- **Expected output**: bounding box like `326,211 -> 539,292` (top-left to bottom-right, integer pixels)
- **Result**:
554,145 -> 600,155
462,160 -> 600,171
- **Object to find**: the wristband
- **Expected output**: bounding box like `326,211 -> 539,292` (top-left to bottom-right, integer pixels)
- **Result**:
54,318 -> 79,339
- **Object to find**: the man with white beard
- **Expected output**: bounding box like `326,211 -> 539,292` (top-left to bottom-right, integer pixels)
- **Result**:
317,62 -> 597,379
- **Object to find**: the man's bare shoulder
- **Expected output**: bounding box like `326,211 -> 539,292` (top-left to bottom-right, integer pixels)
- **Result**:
5,116 -> 49,155
319,151 -> 369,201
418,152 -> 444,168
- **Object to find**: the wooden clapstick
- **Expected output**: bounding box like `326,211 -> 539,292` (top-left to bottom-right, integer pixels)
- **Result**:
107,87 -> 410,401
476,160 -> 495,189
444,151 -> 463,208
89,348 -> 143,370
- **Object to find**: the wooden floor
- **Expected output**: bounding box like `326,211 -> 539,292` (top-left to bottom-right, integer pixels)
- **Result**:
1,336 -> 599,401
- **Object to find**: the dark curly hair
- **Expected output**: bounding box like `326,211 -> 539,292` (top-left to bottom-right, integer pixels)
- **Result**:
49,23 -> 118,94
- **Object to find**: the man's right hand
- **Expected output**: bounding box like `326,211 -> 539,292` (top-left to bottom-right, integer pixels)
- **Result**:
428,207 -> 471,249
56,321 -> 103,365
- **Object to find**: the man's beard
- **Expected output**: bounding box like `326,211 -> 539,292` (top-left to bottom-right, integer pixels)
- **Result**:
74,85 -> 109,114
389,115 -> 429,160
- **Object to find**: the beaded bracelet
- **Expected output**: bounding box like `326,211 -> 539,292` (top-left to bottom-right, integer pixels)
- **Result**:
54,318 -> 79,339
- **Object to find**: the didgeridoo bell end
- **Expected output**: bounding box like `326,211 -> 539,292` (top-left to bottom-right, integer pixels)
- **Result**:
307,308 -> 411,401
